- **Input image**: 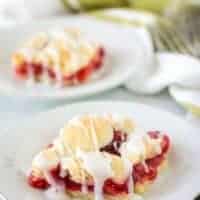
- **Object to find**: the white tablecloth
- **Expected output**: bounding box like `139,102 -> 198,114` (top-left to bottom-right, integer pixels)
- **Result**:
0,87 -> 190,131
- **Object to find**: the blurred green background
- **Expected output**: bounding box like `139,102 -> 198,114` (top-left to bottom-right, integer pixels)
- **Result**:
62,0 -> 172,13
129,0 -> 171,13
62,0 -> 200,16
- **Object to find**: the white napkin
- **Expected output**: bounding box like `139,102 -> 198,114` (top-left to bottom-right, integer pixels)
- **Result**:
126,47 -> 200,94
125,28 -> 200,120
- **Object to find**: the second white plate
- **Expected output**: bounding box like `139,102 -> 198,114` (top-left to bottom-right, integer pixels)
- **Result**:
0,16 -> 145,101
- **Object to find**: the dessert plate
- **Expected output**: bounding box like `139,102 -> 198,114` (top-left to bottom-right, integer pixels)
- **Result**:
0,16 -> 143,101
0,101 -> 199,200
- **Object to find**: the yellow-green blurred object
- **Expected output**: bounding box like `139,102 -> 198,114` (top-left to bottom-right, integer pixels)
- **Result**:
128,0 -> 171,13
79,0 -> 127,10
183,103 -> 200,117
61,0 -> 200,13
92,9 -> 159,27
61,0 -> 128,11
61,0 -> 173,13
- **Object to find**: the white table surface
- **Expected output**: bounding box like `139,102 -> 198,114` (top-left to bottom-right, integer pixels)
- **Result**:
0,86 -> 191,130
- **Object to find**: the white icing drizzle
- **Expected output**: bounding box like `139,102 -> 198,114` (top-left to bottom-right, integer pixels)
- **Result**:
67,115 -> 110,198
76,150 -> 112,200
89,117 -> 99,152
145,134 -> 162,155
142,161 -> 149,173
32,151 -> 59,187
33,152 -> 57,170
122,133 -> 147,161
113,141 -> 118,152
81,171 -> 88,194
111,114 -> 130,130
53,138 -> 66,156
20,48 -> 35,85
42,66 -> 51,85
120,127 -> 162,162
45,47 -> 62,87
26,65 -> 35,86
39,53 -> 50,85
123,157 -> 134,195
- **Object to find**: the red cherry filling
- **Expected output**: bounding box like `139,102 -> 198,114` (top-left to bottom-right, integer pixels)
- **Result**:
28,173 -> 50,190
14,47 -> 105,85
100,130 -> 127,156
103,179 -> 129,195
28,131 -> 170,195
14,62 -> 43,79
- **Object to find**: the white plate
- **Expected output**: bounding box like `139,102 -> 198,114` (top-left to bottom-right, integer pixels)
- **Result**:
0,101 -> 199,200
0,16 -> 144,101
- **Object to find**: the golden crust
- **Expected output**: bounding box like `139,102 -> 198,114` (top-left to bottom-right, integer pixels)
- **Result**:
61,115 -> 114,153
108,153 -> 129,183
66,182 -> 148,200
26,32 -> 48,49
12,52 -> 25,66
67,190 -> 129,200
106,115 -> 135,134
32,148 -> 59,168
12,29 -> 99,75
64,160 -> 168,200
61,157 -> 93,184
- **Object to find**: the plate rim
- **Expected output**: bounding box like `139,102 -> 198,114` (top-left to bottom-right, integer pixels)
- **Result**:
2,100 -> 199,133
